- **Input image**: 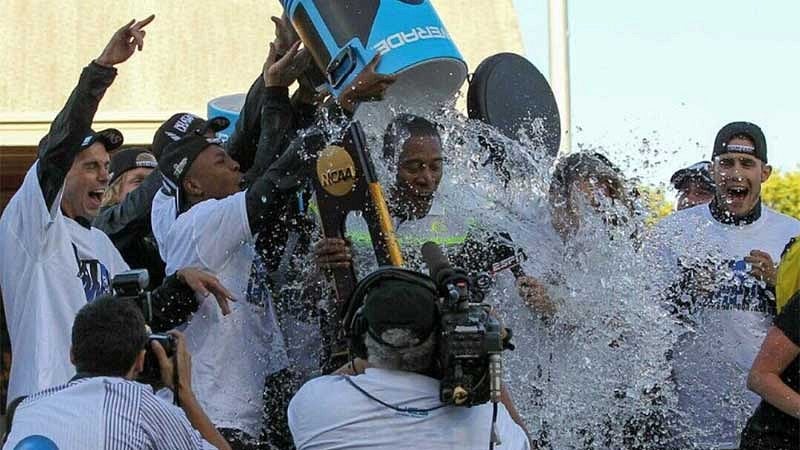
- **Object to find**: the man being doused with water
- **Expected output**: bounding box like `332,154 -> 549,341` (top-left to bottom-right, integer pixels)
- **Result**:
312,114 -> 541,326
649,122 -> 800,449
502,152 -> 680,449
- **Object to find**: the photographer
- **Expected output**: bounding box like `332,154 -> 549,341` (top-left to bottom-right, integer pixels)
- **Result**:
2,295 -> 230,450
287,268 -> 530,450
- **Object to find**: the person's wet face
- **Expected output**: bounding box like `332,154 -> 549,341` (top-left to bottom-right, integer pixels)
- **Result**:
62,142 -> 111,220
394,134 -> 443,217
550,174 -> 624,239
676,179 -> 714,210
571,176 -> 621,210
182,145 -> 243,203
712,137 -> 771,217
117,167 -> 154,202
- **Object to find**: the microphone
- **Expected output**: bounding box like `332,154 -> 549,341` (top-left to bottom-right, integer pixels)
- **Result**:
421,241 -> 451,285
421,241 -> 470,304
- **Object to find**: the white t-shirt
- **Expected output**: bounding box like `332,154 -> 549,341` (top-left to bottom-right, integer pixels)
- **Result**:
288,368 -> 530,450
151,188 -> 177,260
0,163 -> 128,404
3,377 -> 214,450
650,203 -> 800,448
161,191 -> 288,437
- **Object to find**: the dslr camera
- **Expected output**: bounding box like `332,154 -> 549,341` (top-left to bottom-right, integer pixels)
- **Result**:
111,269 -> 175,384
421,242 -> 514,407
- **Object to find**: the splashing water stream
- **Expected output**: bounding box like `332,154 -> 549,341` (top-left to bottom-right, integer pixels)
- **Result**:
276,102 -> 700,448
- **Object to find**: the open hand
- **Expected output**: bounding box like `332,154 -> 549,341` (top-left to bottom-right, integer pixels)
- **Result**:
96,15 -> 155,67
176,268 -> 236,315
264,40 -> 312,88
339,53 -> 397,112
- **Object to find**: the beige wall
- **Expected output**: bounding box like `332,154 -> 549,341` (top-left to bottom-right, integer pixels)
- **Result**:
0,0 -> 523,145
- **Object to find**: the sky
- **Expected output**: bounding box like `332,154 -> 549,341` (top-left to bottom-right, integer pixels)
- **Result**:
512,0 -> 800,188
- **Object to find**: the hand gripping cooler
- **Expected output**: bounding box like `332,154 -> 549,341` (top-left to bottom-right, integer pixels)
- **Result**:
282,0 -> 468,106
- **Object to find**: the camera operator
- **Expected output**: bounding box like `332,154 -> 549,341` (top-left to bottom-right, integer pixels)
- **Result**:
2,295 -> 230,450
287,268 -> 530,450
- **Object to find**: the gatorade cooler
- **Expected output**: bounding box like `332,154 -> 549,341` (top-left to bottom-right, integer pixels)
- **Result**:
281,0 -> 467,107
207,93 -> 245,141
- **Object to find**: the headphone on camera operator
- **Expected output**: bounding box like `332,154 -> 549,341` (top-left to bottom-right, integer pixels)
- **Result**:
340,242 -> 515,449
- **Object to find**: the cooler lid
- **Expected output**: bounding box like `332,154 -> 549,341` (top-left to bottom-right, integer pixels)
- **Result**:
467,53 -> 560,156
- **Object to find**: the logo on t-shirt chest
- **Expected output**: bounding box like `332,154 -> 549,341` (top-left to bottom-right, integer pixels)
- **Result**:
709,259 -> 774,314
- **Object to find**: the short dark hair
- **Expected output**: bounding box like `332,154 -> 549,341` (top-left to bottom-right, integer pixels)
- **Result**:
382,114 -> 442,163
71,295 -> 149,377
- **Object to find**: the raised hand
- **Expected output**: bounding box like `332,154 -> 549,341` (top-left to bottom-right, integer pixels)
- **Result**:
263,40 -> 312,88
95,15 -> 155,68
339,53 -> 397,112
271,14 -> 300,56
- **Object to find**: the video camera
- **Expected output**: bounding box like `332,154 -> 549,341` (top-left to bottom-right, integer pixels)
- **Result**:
421,242 -> 514,407
111,269 -> 175,384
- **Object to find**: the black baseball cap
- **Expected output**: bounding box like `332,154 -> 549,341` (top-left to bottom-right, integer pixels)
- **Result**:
158,135 -> 222,214
361,274 -> 439,347
80,128 -> 124,152
109,147 -> 158,184
670,161 -> 713,191
151,113 -> 230,159
712,121 -> 767,163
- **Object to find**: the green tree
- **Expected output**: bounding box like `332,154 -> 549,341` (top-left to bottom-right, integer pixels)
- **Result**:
763,169 -> 800,219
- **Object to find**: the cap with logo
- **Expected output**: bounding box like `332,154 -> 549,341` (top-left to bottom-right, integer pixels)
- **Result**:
151,113 -> 230,160
109,147 -> 158,185
80,128 -> 124,153
158,135 -> 222,215
712,121 -> 767,164
670,160 -> 714,191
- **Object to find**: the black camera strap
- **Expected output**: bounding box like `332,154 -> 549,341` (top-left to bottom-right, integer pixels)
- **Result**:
341,375 -> 447,417
173,353 -> 181,408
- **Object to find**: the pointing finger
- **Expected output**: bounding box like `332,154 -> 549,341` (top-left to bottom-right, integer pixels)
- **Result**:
134,14 -> 156,30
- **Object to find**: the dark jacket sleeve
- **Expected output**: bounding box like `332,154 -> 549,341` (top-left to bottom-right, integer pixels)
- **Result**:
147,273 -> 199,332
93,168 -> 162,238
226,76 -> 267,172
245,129 -> 326,233
242,87 -> 294,186
37,61 -> 118,209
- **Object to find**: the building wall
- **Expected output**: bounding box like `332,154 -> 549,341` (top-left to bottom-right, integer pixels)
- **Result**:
0,0 -> 524,210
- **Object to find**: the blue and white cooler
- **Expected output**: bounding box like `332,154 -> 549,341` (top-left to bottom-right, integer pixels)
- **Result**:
207,93 -> 245,142
282,0 -> 468,110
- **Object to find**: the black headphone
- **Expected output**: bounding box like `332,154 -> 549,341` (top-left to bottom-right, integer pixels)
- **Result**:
343,267 -> 439,360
